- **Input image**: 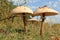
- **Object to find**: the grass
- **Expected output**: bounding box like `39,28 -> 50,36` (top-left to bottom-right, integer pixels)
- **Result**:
0,20 -> 60,40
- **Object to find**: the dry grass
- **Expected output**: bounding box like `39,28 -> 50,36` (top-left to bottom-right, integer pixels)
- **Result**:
0,20 -> 60,40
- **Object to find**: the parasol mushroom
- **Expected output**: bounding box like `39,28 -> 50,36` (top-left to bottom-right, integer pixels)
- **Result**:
27,17 -> 39,28
34,5 -> 58,36
11,6 -> 33,33
27,17 -> 39,35
27,17 -> 39,22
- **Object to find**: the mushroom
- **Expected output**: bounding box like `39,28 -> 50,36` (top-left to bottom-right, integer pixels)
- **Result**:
27,17 -> 39,35
27,17 -> 39,28
34,5 -> 58,36
11,6 -> 33,33
28,17 -> 39,22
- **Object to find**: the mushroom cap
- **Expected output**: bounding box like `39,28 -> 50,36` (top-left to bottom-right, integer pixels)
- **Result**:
34,6 -> 58,16
11,6 -> 33,15
27,17 -> 39,22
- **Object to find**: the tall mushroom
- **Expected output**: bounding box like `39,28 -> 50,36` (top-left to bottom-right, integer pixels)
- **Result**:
34,6 -> 58,36
11,6 -> 33,33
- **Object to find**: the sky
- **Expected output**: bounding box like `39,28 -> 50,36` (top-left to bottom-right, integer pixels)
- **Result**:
8,0 -> 60,24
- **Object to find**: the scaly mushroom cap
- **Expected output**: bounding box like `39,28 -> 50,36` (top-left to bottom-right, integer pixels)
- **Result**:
11,6 -> 33,15
34,6 -> 58,16
27,17 -> 39,22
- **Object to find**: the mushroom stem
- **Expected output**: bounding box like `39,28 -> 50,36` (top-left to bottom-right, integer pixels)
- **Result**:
22,13 -> 27,33
31,21 -> 34,35
40,13 -> 45,36
32,21 -> 34,30
32,16 -> 34,30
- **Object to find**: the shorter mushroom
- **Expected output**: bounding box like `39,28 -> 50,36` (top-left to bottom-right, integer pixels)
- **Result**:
28,17 -> 39,22
27,17 -> 39,34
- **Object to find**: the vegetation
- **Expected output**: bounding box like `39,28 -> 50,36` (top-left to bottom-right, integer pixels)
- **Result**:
0,0 -> 60,40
